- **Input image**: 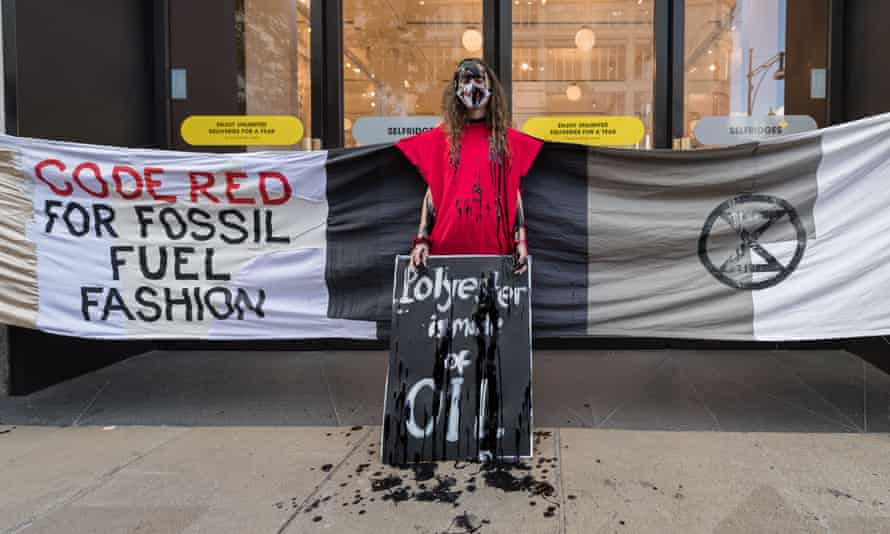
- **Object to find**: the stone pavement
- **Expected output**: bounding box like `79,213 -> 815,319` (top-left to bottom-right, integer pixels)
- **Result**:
0,349 -> 888,533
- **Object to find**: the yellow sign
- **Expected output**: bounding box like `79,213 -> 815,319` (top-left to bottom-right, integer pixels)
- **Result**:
521,116 -> 645,146
181,116 -> 304,146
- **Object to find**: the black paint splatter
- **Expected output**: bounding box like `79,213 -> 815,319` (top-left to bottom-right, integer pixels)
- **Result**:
482,464 -> 555,497
415,475 -> 461,505
410,462 -> 437,482
453,512 -> 483,532
381,487 -> 412,504
371,476 -> 403,492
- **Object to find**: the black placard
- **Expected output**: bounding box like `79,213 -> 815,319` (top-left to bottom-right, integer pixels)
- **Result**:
381,255 -> 533,464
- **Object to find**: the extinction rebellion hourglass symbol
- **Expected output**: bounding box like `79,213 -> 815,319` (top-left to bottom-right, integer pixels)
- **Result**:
698,194 -> 807,290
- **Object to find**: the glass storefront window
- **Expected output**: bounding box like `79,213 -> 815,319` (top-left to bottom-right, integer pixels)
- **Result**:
684,0 -> 829,146
343,0 -> 483,147
512,0 -> 655,148
238,0 -> 312,150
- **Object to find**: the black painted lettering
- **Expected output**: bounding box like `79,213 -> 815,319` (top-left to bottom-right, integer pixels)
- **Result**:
102,288 -> 135,320
134,206 -> 155,238
159,207 -> 187,240
81,286 -> 103,320
110,246 -> 134,280
205,248 -> 230,281
93,204 -> 118,238
219,210 -> 248,244
187,208 -> 215,241
139,246 -> 168,280
234,288 -> 266,319
173,246 -> 198,280
135,286 -> 161,321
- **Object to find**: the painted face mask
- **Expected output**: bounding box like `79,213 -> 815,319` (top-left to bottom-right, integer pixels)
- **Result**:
454,60 -> 491,110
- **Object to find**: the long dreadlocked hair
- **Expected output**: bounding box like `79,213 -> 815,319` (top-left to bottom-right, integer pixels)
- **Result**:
441,58 -> 510,167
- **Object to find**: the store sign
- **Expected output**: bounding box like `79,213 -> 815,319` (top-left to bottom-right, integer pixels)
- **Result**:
694,115 -> 817,145
521,115 -> 645,146
351,116 -> 441,145
181,116 -> 304,146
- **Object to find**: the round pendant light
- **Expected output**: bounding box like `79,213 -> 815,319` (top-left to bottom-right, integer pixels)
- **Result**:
462,29 -> 483,52
566,83 -> 582,102
575,27 -> 596,51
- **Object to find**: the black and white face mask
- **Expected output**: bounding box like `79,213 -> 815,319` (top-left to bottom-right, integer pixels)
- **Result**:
454,61 -> 492,110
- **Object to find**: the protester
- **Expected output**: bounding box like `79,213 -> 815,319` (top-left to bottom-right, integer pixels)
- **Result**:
396,58 -> 542,274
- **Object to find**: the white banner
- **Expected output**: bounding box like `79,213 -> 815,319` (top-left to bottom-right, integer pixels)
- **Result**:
1,136 -> 375,339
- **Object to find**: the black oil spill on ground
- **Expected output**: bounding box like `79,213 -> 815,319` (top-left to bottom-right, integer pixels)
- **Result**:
371,475 -> 403,492
451,511 -> 483,533
412,462 -> 437,482
482,463 -> 555,497
415,475 -> 461,506
298,424 -> 560,527
381,486 -> 412,504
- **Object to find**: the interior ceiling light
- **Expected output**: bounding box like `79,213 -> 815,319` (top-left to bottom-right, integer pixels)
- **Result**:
566,83 -> 582,102
575,27 -> 596,51
462,29 -> 483,52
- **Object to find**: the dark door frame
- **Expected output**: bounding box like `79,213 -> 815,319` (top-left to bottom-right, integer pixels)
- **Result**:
2,0 -> 17,136
654,0 -> 685,149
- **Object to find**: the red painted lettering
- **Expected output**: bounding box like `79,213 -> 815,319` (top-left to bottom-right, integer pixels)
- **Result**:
225,172 -> 254,205
111,166 -> 144,200
72,162 -> 109,198
259,172 -> 292,206
144,167 -> 176,203
188,172 -> 220,203
34,159 -> 72,196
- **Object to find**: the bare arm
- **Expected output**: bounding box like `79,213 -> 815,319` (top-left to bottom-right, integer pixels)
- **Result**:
513,191 -> 528,274
411,188 -> 435,268
418,188 -> 435,239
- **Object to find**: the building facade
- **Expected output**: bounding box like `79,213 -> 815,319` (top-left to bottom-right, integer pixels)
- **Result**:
1,0 -> 889,394
3,0 -> 888,153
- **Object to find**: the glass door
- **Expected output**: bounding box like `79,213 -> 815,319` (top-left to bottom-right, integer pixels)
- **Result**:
342,0 -> 484,147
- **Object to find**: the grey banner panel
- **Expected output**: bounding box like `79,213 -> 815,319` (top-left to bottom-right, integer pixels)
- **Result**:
584,137 -> 820,339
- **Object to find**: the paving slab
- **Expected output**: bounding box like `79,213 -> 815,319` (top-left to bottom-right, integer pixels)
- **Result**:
558,429 -> 890,534
14,426 -> 366,534
0,425 -> 187,533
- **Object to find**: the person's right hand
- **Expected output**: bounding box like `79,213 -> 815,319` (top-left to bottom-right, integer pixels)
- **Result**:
410,241 -> 430,270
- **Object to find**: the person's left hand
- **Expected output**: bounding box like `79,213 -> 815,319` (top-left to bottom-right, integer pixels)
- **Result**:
513,241 -> 528,274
